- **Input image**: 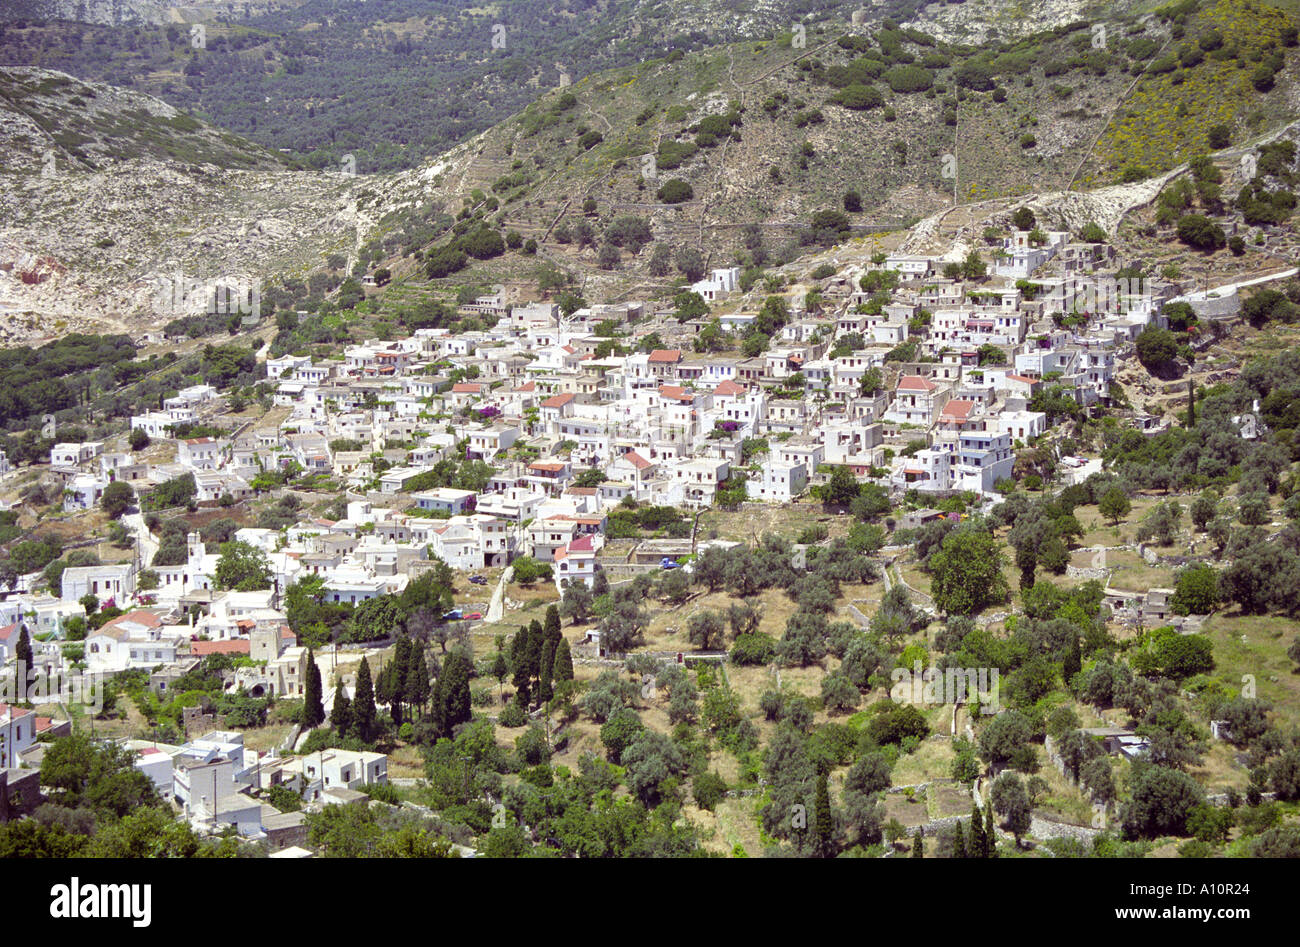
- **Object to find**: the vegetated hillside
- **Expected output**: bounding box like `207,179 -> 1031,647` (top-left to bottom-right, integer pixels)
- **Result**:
0,0 -> 887,173
0,66 -> 289,170
1079,0 -> 1300,186
0,0 -> 1159,174
0,66 -> 357,340
0,1 -> 297,28
3,0 -> 1299,336
349,0 -> 1299,304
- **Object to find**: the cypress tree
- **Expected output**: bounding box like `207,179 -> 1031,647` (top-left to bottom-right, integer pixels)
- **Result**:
952,823 -> 967,859
969,804 -> 985,858
985,803 -> 997,858
1187,379 -> 1196,428
302,650 -> 325,727
538,638 -> 556,704
375,656 -> 394,707
1063,628 -> 1082,680
912,829 -> 923,857
353,656 -> 377,742
544,604 -> 562,645
491,649 -> 508,702
552,638 -> 574,684
814,772 -> 834,858
330,680 -> 352,737
405,646 -> 430,717
15,626 -> 31,669
526,619 -> 544,688
511,626 -> 533,706
440,651 -> 472,732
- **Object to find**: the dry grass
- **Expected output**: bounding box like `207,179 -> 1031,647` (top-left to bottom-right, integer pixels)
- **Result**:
697,501 -> 843,544
1200,610 -> 1300,730
1099,549 -> 1177,593
883,791 -> 931,828
928,783 -> 972,820
1030,745 -> 1095,826
694,795 -> 766,857
891,734 -> 958,786
386,743 -> 426,779
241,723 -> 295,753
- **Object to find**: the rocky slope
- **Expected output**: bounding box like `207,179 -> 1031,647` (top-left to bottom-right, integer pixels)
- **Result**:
0,67 -> 357,341
0,0 -> 294,27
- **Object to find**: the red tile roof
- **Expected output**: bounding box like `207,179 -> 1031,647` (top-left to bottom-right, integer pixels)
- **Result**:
103,610 -> 162,631
622,450 -> 653,471
713,380 -> 747,397
541,393 -> 575,408
648,349 -> 682,363
897,374 -> 937,391
190,640 -> 252,657
940,400 -> 975,423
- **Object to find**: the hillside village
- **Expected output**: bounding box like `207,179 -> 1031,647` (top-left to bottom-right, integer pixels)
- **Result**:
4,0 -> 1300,869
3,206 -> 1296,859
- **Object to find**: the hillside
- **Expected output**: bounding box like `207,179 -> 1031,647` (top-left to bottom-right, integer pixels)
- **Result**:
2,0 -> 1299,335
0,0 -> 1174,173
351,0 -> 1300,306
0,66 -> 356,340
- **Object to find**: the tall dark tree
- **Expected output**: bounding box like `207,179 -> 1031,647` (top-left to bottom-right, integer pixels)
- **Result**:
544,604 -> 562,645
969,804 -> 986,857
912,829 -> 923,857
330,680 -> 352,737
15,626 -> 32,672
952,823 -> 967,859
984,803 -> 997,857
814,772 -> 835,858
301,650 -> 325,728
405,646 -> 430,717
353,657 -> 377,742
538,638 -> 556,704
552,638 -> 574,684
491,647 -> 508,702
1063,628 -> 1082,680
438,651 -> 473,734
511,625 -> 533,706
526,619 -> 544,688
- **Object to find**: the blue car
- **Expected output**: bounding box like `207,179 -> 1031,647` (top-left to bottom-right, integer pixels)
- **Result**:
660,557 -> 681,569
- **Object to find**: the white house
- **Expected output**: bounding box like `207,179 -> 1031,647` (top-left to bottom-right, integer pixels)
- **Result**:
746,462 -> 807,502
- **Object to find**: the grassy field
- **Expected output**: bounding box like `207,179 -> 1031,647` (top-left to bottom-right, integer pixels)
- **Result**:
1199,611 -> 1300,730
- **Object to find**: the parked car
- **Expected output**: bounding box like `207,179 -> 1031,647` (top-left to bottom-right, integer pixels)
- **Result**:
468,575 -> 487,585
660,557 -> 681,569
465,612 -> 483,621
442,608 -> 463,621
